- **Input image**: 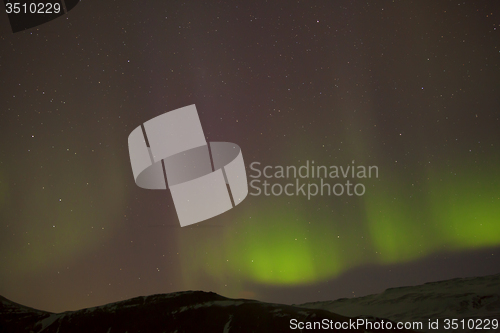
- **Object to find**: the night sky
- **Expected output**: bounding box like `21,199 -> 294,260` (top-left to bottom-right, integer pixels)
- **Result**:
1,0 -> 499,313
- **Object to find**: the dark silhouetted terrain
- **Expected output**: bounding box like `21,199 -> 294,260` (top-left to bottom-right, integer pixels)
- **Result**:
3,274 -> 499,332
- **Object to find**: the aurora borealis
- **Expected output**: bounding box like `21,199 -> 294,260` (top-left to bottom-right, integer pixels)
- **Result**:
1,0 -> 499,313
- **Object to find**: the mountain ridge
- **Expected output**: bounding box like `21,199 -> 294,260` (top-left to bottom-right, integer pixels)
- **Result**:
2,273 -> 499,332
0,290 -> 414,332
299,273 -> 500,332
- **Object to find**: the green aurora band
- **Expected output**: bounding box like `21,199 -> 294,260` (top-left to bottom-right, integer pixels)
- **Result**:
179,162 -> 500,295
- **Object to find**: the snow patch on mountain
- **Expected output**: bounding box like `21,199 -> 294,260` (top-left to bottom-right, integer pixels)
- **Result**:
299,274 -> 500,332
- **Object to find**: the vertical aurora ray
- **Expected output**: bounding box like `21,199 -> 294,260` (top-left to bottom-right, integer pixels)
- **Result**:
1,151 -> 129,276
178,158 -> 500,292
225,209 -> 320,285
426,163 -> 500,249
364,161 -> 500,265
363,175 -> 442,264
178,198 -> 369,291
